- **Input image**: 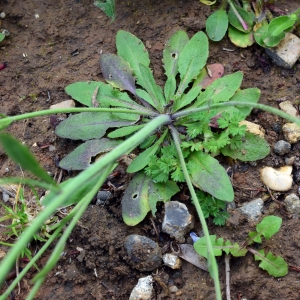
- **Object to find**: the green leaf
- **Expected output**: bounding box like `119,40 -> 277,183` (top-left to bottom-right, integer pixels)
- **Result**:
188,151 -> 234,201
0,33 -> 5,42
228,6 -> 254,33
0,134 -> 56,185
248,216 -> 282,244
100,53 -> 136,94
127,131 -> 167,173
107,125 -> 145,138
206,9 -> 228,42
255,250 -> 288,277
59,138 -> 122,170
121,173 -> 151,226
220,132 -> 270,162
268,16 -> 296,37
194,235 -> 224,258
148,180 -> 179,216
263,32 -> 285,48
173,86 -> 201,112
194,72 -> 243,107
226,241 -> 247,257
228,25 -> 254,48
254,21 -> 269,47
138,63 -> 165,110
0,118 -> 12,130
177,31 -> 209,96
94,0 -> 116,21
163,30 -> 189,80
55,112 -> 136,140
116,31 -> 152,92
164,77 -> 177,101
139,135 -> 156,149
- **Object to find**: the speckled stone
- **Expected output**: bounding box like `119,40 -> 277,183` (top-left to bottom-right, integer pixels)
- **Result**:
282,123 -> 300,144
273,140 -> 291,155
129,276 -> 153,300
238,198 -> 264,222
284,194 -> 300,218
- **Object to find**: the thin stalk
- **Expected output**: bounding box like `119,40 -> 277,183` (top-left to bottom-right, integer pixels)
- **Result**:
169,125 -> 222,300
26,163 -> 114,299
228,0 -> 248,30
0,114 -> 171,286
172,101 -> 300,126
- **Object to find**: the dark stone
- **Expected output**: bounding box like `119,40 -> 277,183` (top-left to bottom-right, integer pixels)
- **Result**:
274,140 -> 291,155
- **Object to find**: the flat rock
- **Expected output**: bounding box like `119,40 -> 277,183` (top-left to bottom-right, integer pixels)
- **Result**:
282,123 -> 300,144
260,166 -> 293,192
124,235 -> 162,272
162,201 -> 194,243
265,33 -> 300,69
238,198 -> 264,222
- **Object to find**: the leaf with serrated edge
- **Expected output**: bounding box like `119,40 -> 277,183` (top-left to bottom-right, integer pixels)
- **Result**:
188,151 -> 234,201
100,53 -> 136,95
0,134 -> 56,185
122,173 -> 151,226
220,132 -> 270,162
148,180 -> 179,216
177,32 -> 208,97
194,235 -> 224,258
55,112 -> 134,141
59,138 -> 121,170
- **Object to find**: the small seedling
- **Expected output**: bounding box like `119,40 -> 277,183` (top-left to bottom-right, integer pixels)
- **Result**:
94,0 -> 116,21
194,215 -> 288,277
202,0 -> 300,48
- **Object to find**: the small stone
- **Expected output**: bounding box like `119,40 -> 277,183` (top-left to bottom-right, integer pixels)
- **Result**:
162,253 -> 182,269
284,194 -> 300,218
265,33 -> 300,69
129,276 -> 153,300
239,120 -> 265,138
226,201 -> 236,212
238,198 -> 264,221
294,169 -> 300,183
285,156 -> 295,166
279,101 -> 298,117
260,166 -> 293,192
273,123 -> 281,134
50,100 -> 75,110
1,29 -> 10,37
96,190 -> 112,205
2,192 -> 9,202
49,145 -> 56,152
273,140 -> 291,155
282,123 -> 300,144
124,235 -> 162,272
0,12 -> 5,19
168,285 -> 178,293
162,201 -> 194,243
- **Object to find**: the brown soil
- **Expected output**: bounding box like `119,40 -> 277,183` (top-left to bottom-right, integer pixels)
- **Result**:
1,0 -> 300,299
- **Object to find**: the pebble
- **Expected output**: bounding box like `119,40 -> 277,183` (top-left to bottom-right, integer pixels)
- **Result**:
284,194 -> 300,218
169,285 -> 178,293
239,120 -> 265,138
282,123 -> 300,144
265,33 -> 300,69
285,156 -> 295,166
273,140 -> 291,155
238,198 -> 264,222
96,190 -> 112,205
294,169 -> 300,183
1,29 -> 10,37
162,201 -> 194,243
0,12 -> 5,19
50,100 -> 75,110
279,101 -> 298,117
162,253 -> 182,269
124,235 -> 162,271
129,275 -> 153,300
260,166 -> 293,192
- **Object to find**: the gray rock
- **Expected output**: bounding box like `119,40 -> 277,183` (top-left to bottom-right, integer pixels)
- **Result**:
284,194 -> 300,218
238,198 -> 264,222
162,201 -> 194,243
285,156 -> 296,166
124,235 -> 162,271
162,253 -> 182,269
274,140 -> 291,155
96,190 -> 112,205
129,276 -> 153,300
294,169 -> 300,183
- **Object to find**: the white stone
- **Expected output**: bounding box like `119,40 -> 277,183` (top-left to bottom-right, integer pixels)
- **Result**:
279,101 -> 298,117
239,120 -> 265,138
163,253 -> 182,269
50,100 -> 75,110
282,123 -> 300,144
260,166 -> 293,192
0,12 -> 6,19
265,33 -> 300,69
129,276 -> 153,300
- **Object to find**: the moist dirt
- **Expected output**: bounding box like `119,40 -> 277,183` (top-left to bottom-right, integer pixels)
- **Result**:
1,0 -> 300,299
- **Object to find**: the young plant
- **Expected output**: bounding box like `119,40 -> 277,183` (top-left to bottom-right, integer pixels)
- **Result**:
94,0 -> 116,21
194,215 -> 288,277
202,0 -> 300,48
0,30 -> 299,299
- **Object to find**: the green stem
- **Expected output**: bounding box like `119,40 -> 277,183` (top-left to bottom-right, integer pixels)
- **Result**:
169,125 -> 222,300
0,114 -> 170,287
173,101 -> 300,125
